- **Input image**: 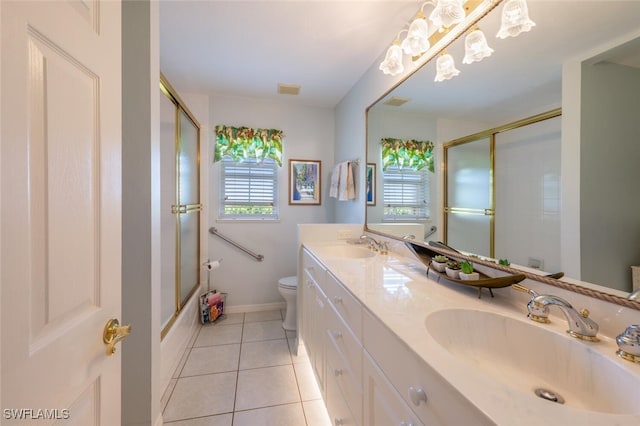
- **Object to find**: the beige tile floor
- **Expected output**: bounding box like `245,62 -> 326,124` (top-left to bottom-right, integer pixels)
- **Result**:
162,310 -> 332,425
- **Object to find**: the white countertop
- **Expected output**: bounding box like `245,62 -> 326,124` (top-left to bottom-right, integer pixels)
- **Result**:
304,241 -> 640,426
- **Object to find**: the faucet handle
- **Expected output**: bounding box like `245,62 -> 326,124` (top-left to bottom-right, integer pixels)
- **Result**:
512,283 -> 538,298
512,284 -> 550,323
379,241 -> 389,254
616,325 -> 640,363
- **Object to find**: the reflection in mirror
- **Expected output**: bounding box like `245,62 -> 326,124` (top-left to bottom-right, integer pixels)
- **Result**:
442,110 -> 562,274
445,136 -> 492,257
365,1 -> 640,307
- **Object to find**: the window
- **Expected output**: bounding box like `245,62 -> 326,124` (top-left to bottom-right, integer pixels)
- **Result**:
383,166 -> 430,220
219,158 -> 279,220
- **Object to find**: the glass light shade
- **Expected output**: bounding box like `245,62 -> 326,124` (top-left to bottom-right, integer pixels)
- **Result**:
379,44 -> 404,76
496,0 -> 536,39
401,17 -> 430,56
429,0 -> 466,30
434,53 -> 460,82
462,29 -> 494,64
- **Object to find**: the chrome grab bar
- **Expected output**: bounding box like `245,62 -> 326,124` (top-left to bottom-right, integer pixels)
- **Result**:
424,225 -> 437,239
209,227 -> 264,262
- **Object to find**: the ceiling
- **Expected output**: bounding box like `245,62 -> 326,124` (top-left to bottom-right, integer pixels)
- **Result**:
159,1 -> 640,113
159,0 -> 418,108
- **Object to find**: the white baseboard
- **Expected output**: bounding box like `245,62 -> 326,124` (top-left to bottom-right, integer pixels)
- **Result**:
225,301 -> 286,314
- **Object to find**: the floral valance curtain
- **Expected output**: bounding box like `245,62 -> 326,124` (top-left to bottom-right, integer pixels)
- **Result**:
214,125 -> 283,166
381,138 -> 434,172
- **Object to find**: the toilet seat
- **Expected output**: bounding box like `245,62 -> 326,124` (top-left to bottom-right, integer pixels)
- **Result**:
278,276 -> 297,290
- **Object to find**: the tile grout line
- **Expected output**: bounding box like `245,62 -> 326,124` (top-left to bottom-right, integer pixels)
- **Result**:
230,313 -> 245,425
163,311 -> 328,425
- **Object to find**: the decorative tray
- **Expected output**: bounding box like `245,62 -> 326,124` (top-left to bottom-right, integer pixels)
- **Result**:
404,241 -> 526,298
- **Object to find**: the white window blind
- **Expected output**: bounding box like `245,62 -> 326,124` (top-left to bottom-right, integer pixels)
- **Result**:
383,166 -> 430,220
219,158 -> 278,220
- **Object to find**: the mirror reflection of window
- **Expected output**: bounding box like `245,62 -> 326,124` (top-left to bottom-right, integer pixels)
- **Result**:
383,166 -> 430,221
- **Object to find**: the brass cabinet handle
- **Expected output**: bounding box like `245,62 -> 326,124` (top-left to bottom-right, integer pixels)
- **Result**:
103,318 -> 132,356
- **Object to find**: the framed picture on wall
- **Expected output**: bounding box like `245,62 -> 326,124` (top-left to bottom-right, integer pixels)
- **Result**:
366,163 -> 376,206
289,159 -> 321,205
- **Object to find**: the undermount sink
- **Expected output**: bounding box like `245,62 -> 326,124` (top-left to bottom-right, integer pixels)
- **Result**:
425,308 -> 640,415
312,244 -> 376,259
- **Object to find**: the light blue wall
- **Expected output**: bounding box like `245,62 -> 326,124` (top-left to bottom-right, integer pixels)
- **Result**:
207,95 -> 336,308
334,53 -> 413,224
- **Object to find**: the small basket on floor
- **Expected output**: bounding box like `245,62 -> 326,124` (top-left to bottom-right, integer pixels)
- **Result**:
199,290 -> 227,324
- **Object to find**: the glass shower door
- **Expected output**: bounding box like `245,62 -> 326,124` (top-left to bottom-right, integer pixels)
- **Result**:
445,137 -> 493,257
160,77 -> 201,337
177,109 -> 201,307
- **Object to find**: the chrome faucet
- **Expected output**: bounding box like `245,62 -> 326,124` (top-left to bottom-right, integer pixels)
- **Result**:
360,234 -> 388,254
513,284 -> 599,342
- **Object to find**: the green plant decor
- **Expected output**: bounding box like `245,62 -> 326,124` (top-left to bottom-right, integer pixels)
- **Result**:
460,260 -> 474,274
434,255 -> 448,263
498,258 -> 511,266
446,260 -> 460,270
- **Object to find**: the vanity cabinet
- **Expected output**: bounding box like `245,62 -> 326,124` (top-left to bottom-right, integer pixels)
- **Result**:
301,247 -> 493,426
363,310 -> 492,426
302,250 -> 328,396
325,272 -> 363,425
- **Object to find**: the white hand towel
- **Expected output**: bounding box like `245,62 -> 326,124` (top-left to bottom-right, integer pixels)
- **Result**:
329,164 -> 340,198
346,162 -> 355,200
338,161 -> 356,201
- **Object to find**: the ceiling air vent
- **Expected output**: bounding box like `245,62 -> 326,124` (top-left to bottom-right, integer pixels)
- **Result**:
278,83 -> 301,95
383,96 -> 411,107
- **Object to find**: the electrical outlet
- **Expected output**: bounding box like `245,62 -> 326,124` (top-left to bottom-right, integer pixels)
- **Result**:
528,257 -> 543,269
337,229 -> 353,240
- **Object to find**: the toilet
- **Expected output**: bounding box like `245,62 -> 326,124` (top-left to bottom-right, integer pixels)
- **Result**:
278,276 -> 297,330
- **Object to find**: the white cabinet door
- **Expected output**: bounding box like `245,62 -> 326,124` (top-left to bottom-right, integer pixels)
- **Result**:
309,280 -> 327,394
363,352 -> 424,426
301,252 -> 327,396
1,1 -> 123,424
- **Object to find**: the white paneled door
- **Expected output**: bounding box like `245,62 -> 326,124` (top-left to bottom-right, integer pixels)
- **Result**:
1,1 -> 123,424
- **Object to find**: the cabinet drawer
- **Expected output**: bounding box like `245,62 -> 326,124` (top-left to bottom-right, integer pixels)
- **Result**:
326,303 -> 362,380
327,355 -> 361,426
325,272 -> 362,339
326,331 -> 362,425
303,248 -> 326,290
363,351 -> 425,426
363,310 -> 492,426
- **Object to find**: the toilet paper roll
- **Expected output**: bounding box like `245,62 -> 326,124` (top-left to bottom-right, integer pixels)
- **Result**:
203,259 -> 222,271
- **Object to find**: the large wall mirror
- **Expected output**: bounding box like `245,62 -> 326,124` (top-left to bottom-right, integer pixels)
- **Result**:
365,1 -> 640,309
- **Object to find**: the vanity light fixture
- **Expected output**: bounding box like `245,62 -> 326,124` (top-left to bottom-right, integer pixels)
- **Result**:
496,0 -> 536,39
379,0 -> 534,81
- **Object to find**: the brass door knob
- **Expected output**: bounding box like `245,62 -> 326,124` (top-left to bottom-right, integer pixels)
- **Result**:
103,318 -> 131,356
